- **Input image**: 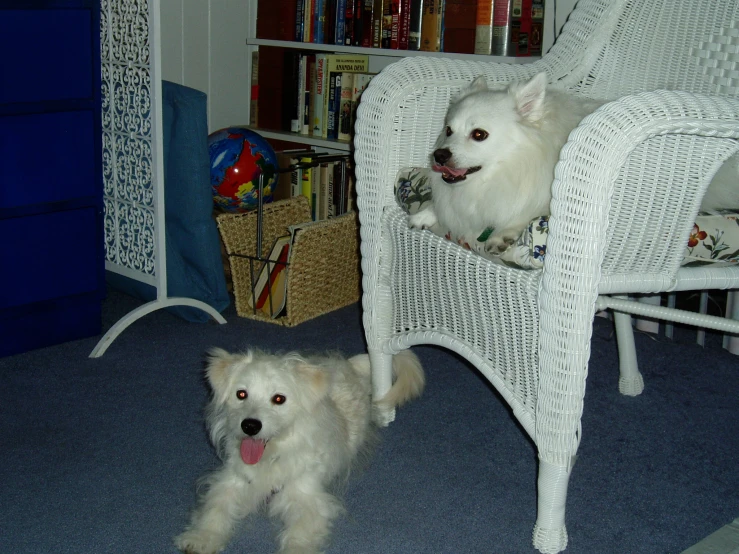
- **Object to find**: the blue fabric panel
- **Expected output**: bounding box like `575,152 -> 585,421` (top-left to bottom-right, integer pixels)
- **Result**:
107,81 -> 230,321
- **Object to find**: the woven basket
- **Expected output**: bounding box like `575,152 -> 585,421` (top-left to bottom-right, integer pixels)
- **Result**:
216,196 -> 361,326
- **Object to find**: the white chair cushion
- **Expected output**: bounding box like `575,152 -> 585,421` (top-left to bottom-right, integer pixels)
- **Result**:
395,167 -> 739,270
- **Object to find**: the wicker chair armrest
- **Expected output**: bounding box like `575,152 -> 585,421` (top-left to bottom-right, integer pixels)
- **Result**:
536,91 -> 739,463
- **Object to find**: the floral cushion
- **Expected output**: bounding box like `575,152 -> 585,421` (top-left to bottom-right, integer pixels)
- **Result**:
395,167 -> 739,270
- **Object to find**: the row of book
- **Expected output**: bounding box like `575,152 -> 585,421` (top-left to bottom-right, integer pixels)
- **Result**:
285,52 -> 374,140
274,150 -> 356,222
290,0 -> 544,55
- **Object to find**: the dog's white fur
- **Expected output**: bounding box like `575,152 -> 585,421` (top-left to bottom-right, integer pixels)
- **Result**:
174,348 -> 424,554
410,72 -> 739,254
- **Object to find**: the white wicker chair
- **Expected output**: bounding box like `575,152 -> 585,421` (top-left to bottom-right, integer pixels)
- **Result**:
353,1 -> 739,552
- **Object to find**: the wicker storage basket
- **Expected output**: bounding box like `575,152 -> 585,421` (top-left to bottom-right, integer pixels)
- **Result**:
216,196 -> 361,326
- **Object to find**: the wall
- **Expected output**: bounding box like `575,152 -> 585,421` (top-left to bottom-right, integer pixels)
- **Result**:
159,0 -> 250,132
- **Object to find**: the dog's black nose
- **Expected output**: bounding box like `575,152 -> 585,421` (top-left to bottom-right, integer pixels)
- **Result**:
241,418 -> 262,436
433,148 -> 452,165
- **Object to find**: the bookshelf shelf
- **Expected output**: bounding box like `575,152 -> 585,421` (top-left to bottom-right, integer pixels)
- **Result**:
246,126 -> 352,151
247,38 -> 540,63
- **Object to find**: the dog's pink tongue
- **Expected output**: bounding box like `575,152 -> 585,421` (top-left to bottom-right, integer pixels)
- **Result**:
240,437 -> 266,465
432,164 -> 467,177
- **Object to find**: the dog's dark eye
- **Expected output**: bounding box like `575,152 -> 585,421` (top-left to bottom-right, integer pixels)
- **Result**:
236,389 -> 247,400
471,129 -> 488,142
445,126 -> 452,137
272,394 -> 286,405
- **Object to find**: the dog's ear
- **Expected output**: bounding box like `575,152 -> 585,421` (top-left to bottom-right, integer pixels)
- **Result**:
454,75 -> 488,101
293,363 -> 330,410
205,347 -> 239,399
510,72 -> 548,122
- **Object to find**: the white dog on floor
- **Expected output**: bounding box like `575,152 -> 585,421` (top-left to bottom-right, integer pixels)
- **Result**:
174,347 -> 424,554
409,72 -> 739,254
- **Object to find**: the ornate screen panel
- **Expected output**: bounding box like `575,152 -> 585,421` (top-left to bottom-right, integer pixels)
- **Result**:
92,0 -> 225,357
99,0 -> 163,286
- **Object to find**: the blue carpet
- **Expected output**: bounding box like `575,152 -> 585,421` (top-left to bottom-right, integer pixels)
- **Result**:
1,289 -> 737,553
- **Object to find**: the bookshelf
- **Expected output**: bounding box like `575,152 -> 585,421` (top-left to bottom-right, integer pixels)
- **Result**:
243,0 -> 541,151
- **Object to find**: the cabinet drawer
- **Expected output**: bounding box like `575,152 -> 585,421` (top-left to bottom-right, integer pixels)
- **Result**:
0,9 -> 93,104
0,207 -> 102,310
0,111 -> 96,209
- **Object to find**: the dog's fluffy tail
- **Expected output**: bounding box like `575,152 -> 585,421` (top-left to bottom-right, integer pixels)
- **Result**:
376,350 -> 425,409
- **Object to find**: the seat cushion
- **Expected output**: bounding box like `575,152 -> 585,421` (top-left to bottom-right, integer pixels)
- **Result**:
395,167 -> 739,270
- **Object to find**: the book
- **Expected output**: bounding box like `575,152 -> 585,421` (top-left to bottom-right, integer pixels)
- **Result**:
300,155 -> 314,212
352,0 -> 364,45
326,71 -> 340,140
296,54 -> 308,134
406,0 -> 423,50
295,0 -> 306,40
318,162 -> 331,220
314,0 -> 327,43
303,0 -> 314,42
398,0 -> 410,49
306,54 -> 316,133
320,54 -> 369,139
381,0 -> 392,47
372,0 -> 384,47
249,50 -> 259,126
337,72 -> 355,141
334,0 -> 347,44
474,0 -> 494,54
312,53 -> 327,136
443,0 -> 477,54
389,0 -> 400,49
419,0 -> 444,52
276,149 -> 314,198
360,0 -> 375,47
491,0 -> 513,55
344,0 -> 356,45
247,234 -> 292,316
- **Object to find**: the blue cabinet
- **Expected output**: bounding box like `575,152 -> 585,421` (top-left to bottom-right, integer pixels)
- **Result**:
0,1 -> 104,357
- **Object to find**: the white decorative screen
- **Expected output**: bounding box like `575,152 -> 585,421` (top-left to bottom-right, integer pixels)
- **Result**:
99,0 -> 161,285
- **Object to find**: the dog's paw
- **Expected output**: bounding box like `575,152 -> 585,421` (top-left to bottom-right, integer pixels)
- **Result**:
408,208 -> 437,230
484,234 -> 517,255
174,529 -> 226,554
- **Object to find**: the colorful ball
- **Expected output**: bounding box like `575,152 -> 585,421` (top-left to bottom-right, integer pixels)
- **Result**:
208,127 -> 278,212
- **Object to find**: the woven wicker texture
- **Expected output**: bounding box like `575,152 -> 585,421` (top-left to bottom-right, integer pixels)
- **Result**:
217,196 -> 361,326
354,1 -> 739,553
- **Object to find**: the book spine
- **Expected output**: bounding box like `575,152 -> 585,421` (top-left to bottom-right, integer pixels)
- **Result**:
491,0 -> 512,55
302,54 -> 313,134
326,72 -> 341,140
344,0 -> 355,45
381,0 -> 392,48
312,53 -> 327,136
530,0 -> 545,57
326,162 -> 336,218
389,0 -> 400,49
314,0 -> 326,43
290,158 -> 303,197
372,0 -> 384,47
300,157 -> 313,213
406,0 -> 423,50
296,54 -> 307,133
474,0 -> 494,54
361,0 -> 374,47
419,0 -> 442,52
335,0 -> 347,44
398,0 -> 410,49
311,160 -> 320,219
303,0 -> 314,42
318,163 -> 330,220
353,0 -> 363,46
295,0 -> 305,40
337,72 -> 354,141
249,50 -> 259,127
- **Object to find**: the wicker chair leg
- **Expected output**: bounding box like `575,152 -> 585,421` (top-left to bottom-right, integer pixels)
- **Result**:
532,459 -> 571,554
370,349 -> 396,426
613,308 -> 645,396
